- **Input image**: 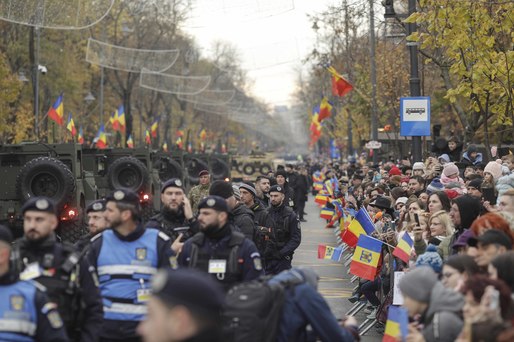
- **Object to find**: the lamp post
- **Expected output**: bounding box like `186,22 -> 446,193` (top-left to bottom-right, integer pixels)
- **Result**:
384,0 -> 422,162
369,0 -> 379,164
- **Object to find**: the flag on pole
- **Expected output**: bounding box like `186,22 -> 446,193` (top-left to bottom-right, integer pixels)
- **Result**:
94,124 -> 107,149
383,306 -> 409,342
145,129 -> 151,145
392,233 -> 414,263
199,128 -> 207,140
127,134 -> 134,148
175,136 -> 183,149
318,97 -> 333,122
116,105 -> 126,132
327,65 -> 353,97
110,112 -> 119,131
187,142 -> 193,153
320,207 -> 335,220
350,235 -> 382,281
317,245 -> 343,261
343,208 -> 375,247
314,193 -> 329,206
78,126 -> 84,144
47,93 -> 64,126
151,117 -> 159,138
66,113 -> 77,137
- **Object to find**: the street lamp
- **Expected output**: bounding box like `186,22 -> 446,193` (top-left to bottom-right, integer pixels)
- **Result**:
84,92 -> 96,105
383,0 -> 422,162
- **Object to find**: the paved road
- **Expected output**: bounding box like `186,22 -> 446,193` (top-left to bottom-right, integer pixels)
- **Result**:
292,196 -> 382,341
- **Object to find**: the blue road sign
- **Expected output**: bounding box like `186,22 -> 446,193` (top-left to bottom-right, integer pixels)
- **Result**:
400,97 -> 431,136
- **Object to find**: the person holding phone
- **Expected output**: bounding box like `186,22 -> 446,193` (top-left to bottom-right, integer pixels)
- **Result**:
146,178 -> 199,243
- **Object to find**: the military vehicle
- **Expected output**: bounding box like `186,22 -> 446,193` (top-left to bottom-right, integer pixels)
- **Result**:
153,150 -> 185,183
0,143 -> 97,241
231,152 -> 274,181
183,153 -> 231,187
82,147 -> 161,220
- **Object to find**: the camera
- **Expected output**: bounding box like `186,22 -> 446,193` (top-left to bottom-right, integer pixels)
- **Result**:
38,65 -> 47,75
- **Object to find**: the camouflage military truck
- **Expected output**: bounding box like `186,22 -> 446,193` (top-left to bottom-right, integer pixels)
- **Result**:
231,152 -> 274,182
82,147 -> 161,220
183,153 -> 231,188
0,143 -> 97,241
152,150 -> 184,183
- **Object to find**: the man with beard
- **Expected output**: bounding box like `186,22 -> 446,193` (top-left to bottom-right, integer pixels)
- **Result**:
12,197 -> 103,342
145,178 -> 198,242
255,175 -> 271,207
75,199 -> 108,252
256,185 -> 301,275
275,170 -> 296,210
177,195 -> 263,291
87,189 -> 174,342
188,170 -> 211,214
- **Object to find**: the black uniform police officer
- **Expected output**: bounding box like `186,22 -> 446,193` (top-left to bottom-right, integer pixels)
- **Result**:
12,197 -> 103,342
177,195 -> 264,291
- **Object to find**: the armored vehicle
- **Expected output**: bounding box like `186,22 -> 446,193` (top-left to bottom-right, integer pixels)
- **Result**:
183,153 -> 231,187
231,152 -> 273,181
0,143 -> 97,241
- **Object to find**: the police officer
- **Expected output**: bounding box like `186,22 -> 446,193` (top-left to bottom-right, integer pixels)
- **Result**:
177,195 -> 264,291
256,185 -> 301,275
137,269 -> 225,342
75,199 -> 108,252
0,225 -> 69,341
275,170 -> 296,210
12,197 -> 103,342
188,170 -> 211,214
145,178 -> 198,242
87,189 -> 174,342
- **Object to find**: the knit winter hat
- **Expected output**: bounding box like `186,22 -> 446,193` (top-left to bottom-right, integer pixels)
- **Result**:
399,266 -> 438,303
389,166 -> 402,176
232,184 -> 241,201
496,174 -> 514,196
467,144 -> 478,155
443,163 -> 459,178
209,180 -> 234,199
426,178 -> 444,194
438,154 -> 450,164
415,244 -> 443,274
484,160 -> 503,182
239,181 -> 257,198
412,162 -> 426,172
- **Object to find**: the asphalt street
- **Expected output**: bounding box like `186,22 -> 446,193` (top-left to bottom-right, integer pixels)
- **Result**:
292,196 -> 382,341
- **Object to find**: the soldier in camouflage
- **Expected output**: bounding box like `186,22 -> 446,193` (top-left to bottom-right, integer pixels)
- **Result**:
145,178 -> 199,242
188,169 -> 211,214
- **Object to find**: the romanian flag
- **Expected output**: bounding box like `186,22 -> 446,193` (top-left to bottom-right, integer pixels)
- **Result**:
199,128 -> 207,140
151,117 -> 159,138
327,65 -> 353,97
110,112 -> 119,131
116,105 -> 126,132
350,235 -> 382,281
383,306 -> 409,342
392,233 -> 414,263
127,134 -> 134,148
47,93 -> 64,126
314,193 -> 329,206
163,141 -> 169,152
78,126 -> 84,144
187,142 -> 193,153
94,124 -> 107,149
318,97 -> 333,122
175,136 -> 183,149
343,208 -> 375,247
66,113 -> 77,137
320,207 -> 335,220
145,129 -> 151,145
323,179 -> 334,197
317,245 -> 344,261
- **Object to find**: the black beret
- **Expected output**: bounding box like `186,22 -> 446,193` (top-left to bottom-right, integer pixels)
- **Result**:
161,178 -> 184,193
86,199 -> 106,214
209,180 -> 233,199
151,268 -> 224,316
198,195 -> 229,212
269,185 -> 285,194
21,197 -> 57,216
0,225 -> 13,244
106,189 -> 140,207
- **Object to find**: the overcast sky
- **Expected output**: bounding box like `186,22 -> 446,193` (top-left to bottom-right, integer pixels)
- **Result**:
184,0 -> 339,107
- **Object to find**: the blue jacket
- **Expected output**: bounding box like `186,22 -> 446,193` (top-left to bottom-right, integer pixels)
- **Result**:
269,270 -> 354,342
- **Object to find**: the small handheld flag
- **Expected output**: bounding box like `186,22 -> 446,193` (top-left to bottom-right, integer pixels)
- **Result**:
392,233 -> 414,263
383,306 -> 409,342
343,208 -> 375,247
350,234 -> 382,281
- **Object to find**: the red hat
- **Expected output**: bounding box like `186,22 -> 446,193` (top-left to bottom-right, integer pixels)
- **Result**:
389,166 -> 402,176
198,170 -> 210,177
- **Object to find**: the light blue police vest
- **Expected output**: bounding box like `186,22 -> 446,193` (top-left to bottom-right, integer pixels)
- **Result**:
0,280 -> 38,342
97,228 -> 159,322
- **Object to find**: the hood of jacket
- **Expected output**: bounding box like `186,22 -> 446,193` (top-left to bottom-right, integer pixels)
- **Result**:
424,282 -> 464,321
453,195 -> 481,230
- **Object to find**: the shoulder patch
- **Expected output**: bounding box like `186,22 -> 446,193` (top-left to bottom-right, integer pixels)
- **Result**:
47,310 -> 64,329
41,302 -> 58,315
158,231 -> 171,241
90,233 -> 103,243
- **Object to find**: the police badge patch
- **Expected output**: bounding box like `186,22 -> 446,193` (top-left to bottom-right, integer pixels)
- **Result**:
47,310 -> 64,329
10,295 -> 24,311
136,248 -> 147,260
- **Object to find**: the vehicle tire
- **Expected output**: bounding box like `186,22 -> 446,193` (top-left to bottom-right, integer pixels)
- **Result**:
186,157 -> 209,184
210,157 -> 230,180
57,219 -> 87,244
242,163 -> 255,176
154,157 -> 183,182
259,163 -> 272,175
16,157 -> 75,209
107,156 -> 149,192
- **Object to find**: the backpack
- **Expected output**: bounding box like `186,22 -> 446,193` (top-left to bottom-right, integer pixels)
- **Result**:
223,272 -> 304,342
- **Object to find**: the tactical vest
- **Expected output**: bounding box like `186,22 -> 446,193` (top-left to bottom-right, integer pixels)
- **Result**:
189,231 -> 245,290
266,206 -> 293,248
0,281 -> 38,342
97,229 -> 159,322
12,243 -> 81,334
149,213 -> 192,242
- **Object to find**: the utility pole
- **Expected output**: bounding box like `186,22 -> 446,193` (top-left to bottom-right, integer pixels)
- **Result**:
408,0 -> 422,162
344,0 -> 354,158
369,0 -> 379,164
